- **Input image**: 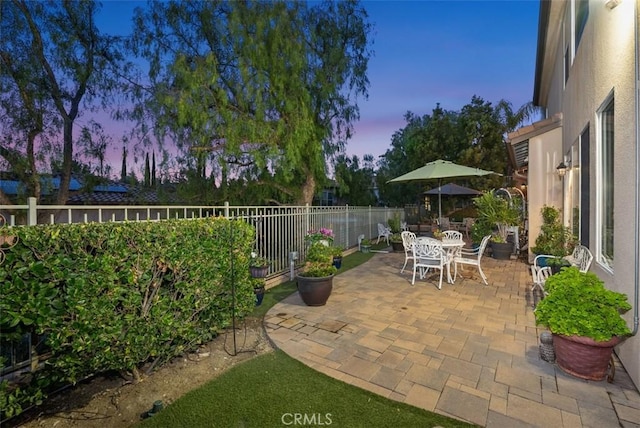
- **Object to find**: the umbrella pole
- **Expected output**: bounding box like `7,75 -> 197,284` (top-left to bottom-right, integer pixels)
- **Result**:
438,179 -> 442,227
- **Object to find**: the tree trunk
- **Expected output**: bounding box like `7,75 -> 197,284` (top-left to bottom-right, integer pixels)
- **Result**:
300,174 -> 316,205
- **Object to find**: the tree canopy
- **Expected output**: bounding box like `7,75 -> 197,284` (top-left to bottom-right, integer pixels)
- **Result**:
377,96 -> 538,207
0,0 -> 128,204
128,0 -> 372,205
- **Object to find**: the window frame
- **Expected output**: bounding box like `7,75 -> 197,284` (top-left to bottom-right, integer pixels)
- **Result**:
596,94 -> 614,271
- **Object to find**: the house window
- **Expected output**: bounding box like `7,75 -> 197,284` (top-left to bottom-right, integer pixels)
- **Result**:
564,0 -> 589,85
575,0 -> 589,52
598,98 -> 614,268
579,125 -> 590,247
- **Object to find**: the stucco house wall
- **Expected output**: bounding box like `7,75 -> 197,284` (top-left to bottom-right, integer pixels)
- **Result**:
531,0 -> 639,389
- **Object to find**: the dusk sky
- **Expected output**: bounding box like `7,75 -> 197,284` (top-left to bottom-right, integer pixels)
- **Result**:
95,0 -> 540,171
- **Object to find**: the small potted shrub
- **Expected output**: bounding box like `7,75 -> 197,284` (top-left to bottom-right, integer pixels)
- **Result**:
534,267 -> 631,380
330,246 -> 344,269
360,238 -> 371,253
531,205 -> 577,266
389,233 -> 404,252
296,239 -> 338,306
251,277 -> 266,306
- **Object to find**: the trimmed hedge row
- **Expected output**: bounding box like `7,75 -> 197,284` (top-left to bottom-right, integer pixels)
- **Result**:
0,217 -> 255,419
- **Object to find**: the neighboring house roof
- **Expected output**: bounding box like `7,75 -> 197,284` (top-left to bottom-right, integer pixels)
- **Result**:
0,175 -> 171,205
67,185 -> 165,205
0,176 -> 83,196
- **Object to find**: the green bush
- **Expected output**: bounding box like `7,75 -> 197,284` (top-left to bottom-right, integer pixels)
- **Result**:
0,217 -> 254,419
387,213 -> 401,233
531,205 -> 576,256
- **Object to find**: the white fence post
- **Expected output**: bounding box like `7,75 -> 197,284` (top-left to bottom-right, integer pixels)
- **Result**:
27,197 -> 37,226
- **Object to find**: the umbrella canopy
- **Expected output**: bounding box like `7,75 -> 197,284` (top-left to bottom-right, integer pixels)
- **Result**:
423,182 -> 482,196
388,159 -> 500,223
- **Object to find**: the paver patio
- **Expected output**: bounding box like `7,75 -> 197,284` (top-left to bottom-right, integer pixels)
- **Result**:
265,251 -> 640,427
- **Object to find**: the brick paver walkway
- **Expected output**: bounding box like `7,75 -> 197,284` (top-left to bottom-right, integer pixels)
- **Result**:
265,251 -> 640,427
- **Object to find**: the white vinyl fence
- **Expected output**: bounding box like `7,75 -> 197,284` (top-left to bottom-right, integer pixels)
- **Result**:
1,198 -> 403,280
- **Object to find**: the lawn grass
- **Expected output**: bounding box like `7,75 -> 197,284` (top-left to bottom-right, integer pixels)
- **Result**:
138,350 -> 475,428
138,243 -> 476,428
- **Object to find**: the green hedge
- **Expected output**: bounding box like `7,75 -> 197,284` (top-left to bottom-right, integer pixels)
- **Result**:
0,217 -> 254,419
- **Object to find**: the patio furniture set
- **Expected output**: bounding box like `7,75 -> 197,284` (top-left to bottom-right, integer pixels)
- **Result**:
399,230 -> 491,289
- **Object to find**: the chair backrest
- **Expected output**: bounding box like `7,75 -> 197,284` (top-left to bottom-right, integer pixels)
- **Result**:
401,231 -> 416,253
378,223 -> 390,235
477,235 -> 491,258
538,266 -> 553,283
440,218 -> 450,229
412,239 -> 444,266
571,245 -> 593,273
401,221 -> 408,231
442,230 -> 463,241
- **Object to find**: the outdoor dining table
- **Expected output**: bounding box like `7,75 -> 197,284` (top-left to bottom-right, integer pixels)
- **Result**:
416,236 -> 465,284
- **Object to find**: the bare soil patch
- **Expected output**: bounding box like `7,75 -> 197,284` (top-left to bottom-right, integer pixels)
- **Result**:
9,318 -> 273,428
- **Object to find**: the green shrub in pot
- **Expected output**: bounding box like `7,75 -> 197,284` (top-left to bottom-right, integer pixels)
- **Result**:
534,267 -> 631,342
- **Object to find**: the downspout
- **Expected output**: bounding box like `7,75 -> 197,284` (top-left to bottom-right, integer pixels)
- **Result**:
633,0 -> 639,336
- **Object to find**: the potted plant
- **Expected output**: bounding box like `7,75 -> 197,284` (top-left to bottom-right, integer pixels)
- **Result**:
251,277 -> 266,306
389,233 -> 404,252
249,252 -> 270,278
297,241 -> 338,306
534,267 -> 631,380
304,227 -> 334,247
470,219 -> 492,249
546,257 -> 571,275
473,191 -> 521,259
360,238 -> 371,253
330,245 -> 344,269
531,205 -> 577,266
387,213 -> 402,234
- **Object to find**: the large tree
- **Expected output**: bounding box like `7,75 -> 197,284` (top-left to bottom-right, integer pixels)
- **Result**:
334,154 -> 377,206
129,0 -> 372,205
0,0 -> 126,204
377,96 -> 537,207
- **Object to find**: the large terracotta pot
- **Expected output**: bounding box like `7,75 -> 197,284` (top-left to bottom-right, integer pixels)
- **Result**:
552,334 -> 621,381
296,275 -> 334,306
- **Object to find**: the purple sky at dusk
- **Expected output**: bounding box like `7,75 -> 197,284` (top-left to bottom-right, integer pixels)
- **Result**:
349,0 -> 540,161
94,0 -> 540,173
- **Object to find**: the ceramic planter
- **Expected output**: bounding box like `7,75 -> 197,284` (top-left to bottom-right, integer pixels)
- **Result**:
254,286 -> 265,306
249,265 -> 269,278
391,241 -> 404,252
332,256 -> 342,269
360,245 -> 371,253
491,241 -> 512,259
552,334 -> 621,381
296,275 -> 334,306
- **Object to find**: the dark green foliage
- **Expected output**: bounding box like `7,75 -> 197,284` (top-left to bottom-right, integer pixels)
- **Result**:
535,267 -> 632,341
0,218 -> 254,419
299,242 -> 337,277
387,212 -> 401,233
473,191 -> 520,241
531,205 -> 577,256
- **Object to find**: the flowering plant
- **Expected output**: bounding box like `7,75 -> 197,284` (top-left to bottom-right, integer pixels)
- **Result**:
249,252 -> 270,267
304,228 -> 334,244
299,242 -> 338,277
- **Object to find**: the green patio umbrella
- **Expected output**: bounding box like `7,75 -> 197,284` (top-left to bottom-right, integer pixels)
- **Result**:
388,159 -> 501,224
